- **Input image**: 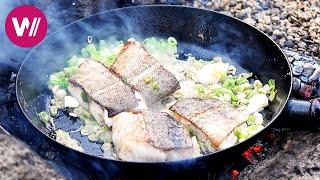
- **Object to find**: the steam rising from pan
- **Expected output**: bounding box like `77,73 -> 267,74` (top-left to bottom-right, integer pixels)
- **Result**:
17,6 -> 291,170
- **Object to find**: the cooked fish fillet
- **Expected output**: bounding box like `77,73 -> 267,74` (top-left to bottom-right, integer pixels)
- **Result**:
111,40 -> 180,104
169,98 -> 221,119
69,60 -> 138,116
112,111 -> 194,162
170,98 -> 247,148
112,112 -> 166,162
142,110 -> 192,150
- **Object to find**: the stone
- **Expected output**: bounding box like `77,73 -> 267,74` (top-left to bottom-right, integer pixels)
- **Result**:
263,15 -> 271,24
299,75 -> 309,83
0,132 -> 62,179
292,77 -> 301,91
302,63 -> 316,77
298,42 -> 307,48
283,40 -> 294,48
292,64 -> 303,76
287,57 -> 294,63
271,16 -> 280,22
309,68 -> 320,81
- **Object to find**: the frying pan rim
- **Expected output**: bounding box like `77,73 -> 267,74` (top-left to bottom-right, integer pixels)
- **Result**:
16,4 -> 293,165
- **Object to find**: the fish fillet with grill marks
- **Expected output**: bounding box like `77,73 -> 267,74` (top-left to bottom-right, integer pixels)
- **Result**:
112,111 -> 197,162
169,98 -> 247,149
111,40 -> 180,105
69,59 -> 138,116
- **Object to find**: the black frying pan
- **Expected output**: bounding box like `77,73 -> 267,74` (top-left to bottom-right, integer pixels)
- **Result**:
15,5 -> 315,178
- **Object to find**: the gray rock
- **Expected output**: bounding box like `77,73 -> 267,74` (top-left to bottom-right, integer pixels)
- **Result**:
309,67 -> 320,81
292,64 -> 303,76
292,77 -> 301,91
299,75 -> 309,83
293,55 -> 302,61
302,63 -> 316,77
284,40 -> 294,48
298,42 -> 307,48
0,132 -> 62,180
287,57 -> 294,63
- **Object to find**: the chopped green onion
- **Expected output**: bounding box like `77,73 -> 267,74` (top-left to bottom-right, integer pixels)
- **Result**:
48,71 -> 69,89
257,87 -> 268,94
253,80 -> 263,89
151,81 -> 160,91
237,98 -> 249,106
81,48 -> 89,57
188,128 -> 196,137
85,44 -> 101,61
122,77 -> 129,85
234,127 -> 250,140
64,67 -> 78,77
236,77 -> 249,85
248,124 -> 260,131
38,111 -> 50,123
268,79 -> 276,92
66,56 -> 80,67
50,106 -> 58,116
100,54 -> 116,67
246,115 -> 256,126
167,37 -> 177,46
267,79 -> 277,101
143,37 -> 178,55
246,90 -> 256,99
223,78 -> 236,89
195,84 -> 206,96
269,90 -> 277,101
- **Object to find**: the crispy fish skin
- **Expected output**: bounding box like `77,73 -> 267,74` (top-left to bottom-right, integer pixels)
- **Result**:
170,98 -> 247,148
69,60 -> 138,116
111,40 -> 180,104
169,98 -> 221,119
142,111 -> 192,150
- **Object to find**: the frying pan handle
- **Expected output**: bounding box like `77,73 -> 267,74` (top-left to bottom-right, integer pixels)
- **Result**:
278,98 -> 320,128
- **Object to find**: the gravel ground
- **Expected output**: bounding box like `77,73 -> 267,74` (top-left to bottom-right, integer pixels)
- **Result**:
192,0 -> 320,111
193,0 -> 320,61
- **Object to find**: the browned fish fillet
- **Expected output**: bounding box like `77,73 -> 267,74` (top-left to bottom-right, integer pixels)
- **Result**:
142,110 -> 192,150
111,40 -> 180,104
112,110 -> 195,162
69,59 -> 138,116
170,98 -> 247,148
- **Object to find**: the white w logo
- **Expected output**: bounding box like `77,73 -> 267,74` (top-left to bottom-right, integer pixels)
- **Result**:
12,17 -> 41,37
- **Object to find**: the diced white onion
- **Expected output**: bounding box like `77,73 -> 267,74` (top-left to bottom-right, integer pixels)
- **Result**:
245,94 -> 269,114
236,93 -> 246,100
196,64 -> 220,84
64,96 -> 80,108
253,112 -> 264,125
180,80 -> 197,98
